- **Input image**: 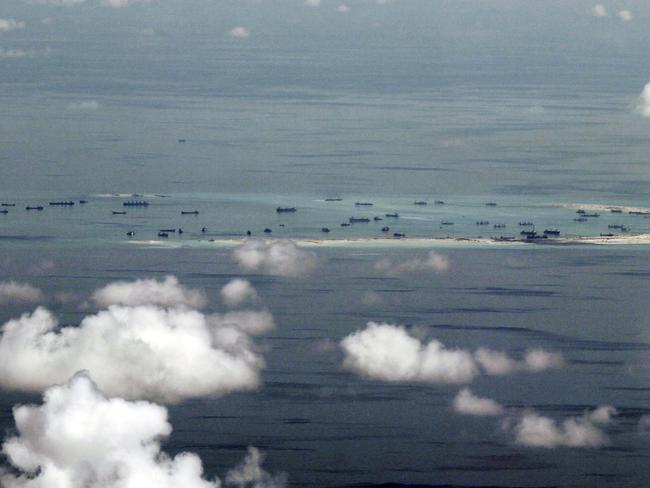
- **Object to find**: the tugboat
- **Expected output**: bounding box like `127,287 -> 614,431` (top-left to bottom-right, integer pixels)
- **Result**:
381,226 -> 390,232
373,216 -> 383,221
321,227 -> 330,233
264,228 -> 272,234
126,231 -> 135,237
393,232 -> 405,238
157,231 -> 169,238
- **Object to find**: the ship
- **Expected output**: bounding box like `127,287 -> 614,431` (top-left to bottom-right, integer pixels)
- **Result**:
123,201 -> 149,207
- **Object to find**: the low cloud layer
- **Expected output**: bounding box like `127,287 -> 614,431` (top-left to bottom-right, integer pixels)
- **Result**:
0,373 -> 284,488
510,406 -> 617,448
637,83 -> 650,117
341,323 -> 564,384
209,309 -> 275,336
226,447 -> 287,488
67,100 -> 101,110
475,347 -> 564,375
101,0 -> 153,7
591,4 -> 607,17
0,19 -> 26,32
374,251 -> 450,275
233,240 -> 318,277
341,322 -> 479,383
617,10 -> 633,22
229,26 -> 250,39
453,388 -> 504,416
92,275 -> 208,309
0,304 -> 268,403
0,282 -> 43,306
0,48 -> 35,59
221,278 -> 258,307
28,0 -> 85,5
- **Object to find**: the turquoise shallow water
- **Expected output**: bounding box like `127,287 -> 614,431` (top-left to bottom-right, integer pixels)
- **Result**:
1,192 -> 649,248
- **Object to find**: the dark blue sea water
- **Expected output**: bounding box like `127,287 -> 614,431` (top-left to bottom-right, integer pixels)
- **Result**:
0,245 -> 649,487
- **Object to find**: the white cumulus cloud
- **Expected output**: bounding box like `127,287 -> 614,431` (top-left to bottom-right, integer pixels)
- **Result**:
340,322 -> 479,384
617,9 -> 632,21
511,406 -> 616,448
591,4 -> 608,17
453,388 -> 504,417
209,309 -> 274,336
0,48 -> 35,59
101,0 -> 153,7
374,251 -> 450,275
28,0 -> 85,5
229,26 -> 250,39
0,282 -> 43,305
474,347 -> 564,375
304,0 -> 321,6
91,275 -> 208,309
233,240 -> 318,277
225,447 -> 287,488
637,83 -> 650,117
0,19 -> 26,32
67,100 -> 100,110
341,324 -> 564,385
0,304 -> 268,403
0,372 -> 283,488
221,278 -> 258,307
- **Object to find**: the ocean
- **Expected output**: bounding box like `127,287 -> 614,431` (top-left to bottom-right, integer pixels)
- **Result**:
1,4 -> 650,486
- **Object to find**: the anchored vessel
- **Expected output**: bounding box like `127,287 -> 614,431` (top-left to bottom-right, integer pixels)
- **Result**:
123,201 -> 149,207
